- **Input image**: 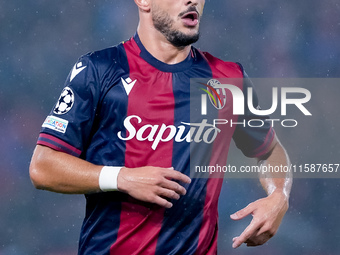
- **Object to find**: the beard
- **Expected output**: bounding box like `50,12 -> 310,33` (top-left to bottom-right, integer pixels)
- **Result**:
151,5 -> 200,48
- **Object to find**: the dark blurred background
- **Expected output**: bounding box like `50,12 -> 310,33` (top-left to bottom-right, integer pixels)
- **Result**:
1,0 -> 339,254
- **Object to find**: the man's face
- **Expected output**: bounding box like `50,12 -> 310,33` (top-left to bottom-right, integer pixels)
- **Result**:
150,0 -> 205,47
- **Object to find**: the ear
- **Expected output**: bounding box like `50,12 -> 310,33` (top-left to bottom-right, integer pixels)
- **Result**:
134,0 -> 151,12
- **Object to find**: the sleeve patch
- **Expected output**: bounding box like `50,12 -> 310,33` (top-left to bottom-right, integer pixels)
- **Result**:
42,115 -> 69,133
53,87 -> 75,115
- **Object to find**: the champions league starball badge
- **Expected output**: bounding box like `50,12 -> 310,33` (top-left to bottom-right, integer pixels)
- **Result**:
53,87 -> 74,115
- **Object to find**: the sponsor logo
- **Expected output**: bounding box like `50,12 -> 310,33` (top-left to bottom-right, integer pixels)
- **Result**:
117,115 -> 221,150
70,61 -> 87,82
121,77 -> 137,96
42,116 -> 69,133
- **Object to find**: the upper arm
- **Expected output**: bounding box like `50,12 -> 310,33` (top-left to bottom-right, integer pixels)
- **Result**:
29,145 -> 63,189
256,135 -> 279,161
232,71 -> 276,158
29,144 -> 102,193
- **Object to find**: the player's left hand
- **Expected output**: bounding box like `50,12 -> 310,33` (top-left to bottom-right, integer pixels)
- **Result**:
230,190 -> 289,249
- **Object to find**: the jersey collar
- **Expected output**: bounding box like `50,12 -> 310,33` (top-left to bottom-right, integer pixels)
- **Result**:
133,32 -> 194,73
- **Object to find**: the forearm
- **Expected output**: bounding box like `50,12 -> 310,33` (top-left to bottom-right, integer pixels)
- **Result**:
231,137 -> 292,248
30,145 -> 191,208
258,137 -> 292,199
29,145 -> 103,194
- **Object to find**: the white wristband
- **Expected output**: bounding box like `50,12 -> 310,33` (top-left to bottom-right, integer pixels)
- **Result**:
99,166 -> 122,192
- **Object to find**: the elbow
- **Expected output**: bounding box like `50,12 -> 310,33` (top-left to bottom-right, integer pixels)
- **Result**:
29,146 -> 52,190
29,163 -> 46,190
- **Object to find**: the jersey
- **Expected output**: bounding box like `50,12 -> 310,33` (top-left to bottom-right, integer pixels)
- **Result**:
37,33 -> 275,255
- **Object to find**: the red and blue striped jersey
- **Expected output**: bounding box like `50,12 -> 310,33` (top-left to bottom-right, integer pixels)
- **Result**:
37,33 -> 274,255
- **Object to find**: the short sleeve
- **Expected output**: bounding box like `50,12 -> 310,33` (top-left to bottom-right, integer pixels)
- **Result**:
232,67 -> 275,158
37,54 -> 100,157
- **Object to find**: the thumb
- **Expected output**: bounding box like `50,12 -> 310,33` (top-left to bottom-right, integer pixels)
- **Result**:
230,203 -> 253,221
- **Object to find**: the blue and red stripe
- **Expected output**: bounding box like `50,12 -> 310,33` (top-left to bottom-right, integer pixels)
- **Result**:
37,133 -> 81,156
110,36 -> 174,255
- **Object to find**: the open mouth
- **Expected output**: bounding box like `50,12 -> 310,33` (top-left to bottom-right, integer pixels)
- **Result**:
181,11 -> 199,27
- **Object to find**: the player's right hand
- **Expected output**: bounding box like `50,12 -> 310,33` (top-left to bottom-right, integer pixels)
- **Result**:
117,166 -> 191,208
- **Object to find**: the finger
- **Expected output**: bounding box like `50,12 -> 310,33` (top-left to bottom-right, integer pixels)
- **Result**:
245,233 -> 269,247
230,203 -> 254,221
245,239 -> 264,247
243,229 -> 261,246
232,220 -> 261,249
256,224 -> 276,238
153,196 -> 173,209
157,187 -> 181,200
161,179 -> 187,195
164,169 -> 191,184
248,229 -> 274,246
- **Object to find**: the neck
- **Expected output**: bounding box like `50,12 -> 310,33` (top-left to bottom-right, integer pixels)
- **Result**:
136,23 -> 191,65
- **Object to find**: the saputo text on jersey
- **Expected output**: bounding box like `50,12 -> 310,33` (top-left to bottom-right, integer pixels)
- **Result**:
117,115 -> 298,151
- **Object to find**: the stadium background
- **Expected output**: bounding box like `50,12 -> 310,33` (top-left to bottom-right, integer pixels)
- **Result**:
1,0 -> 339,254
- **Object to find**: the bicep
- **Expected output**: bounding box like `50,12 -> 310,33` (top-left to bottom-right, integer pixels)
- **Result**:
29,144 -> 102,194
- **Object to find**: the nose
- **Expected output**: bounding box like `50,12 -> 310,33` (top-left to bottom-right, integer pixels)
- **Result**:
186,0 -> 205,8
185,0 -> 198,6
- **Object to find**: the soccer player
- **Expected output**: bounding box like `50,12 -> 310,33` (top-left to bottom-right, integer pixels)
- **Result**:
29,0 -> 292,254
